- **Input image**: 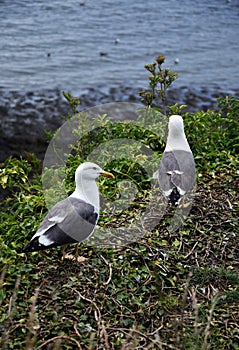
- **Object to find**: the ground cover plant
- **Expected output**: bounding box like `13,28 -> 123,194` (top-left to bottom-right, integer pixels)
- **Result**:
0,57 -> 239,349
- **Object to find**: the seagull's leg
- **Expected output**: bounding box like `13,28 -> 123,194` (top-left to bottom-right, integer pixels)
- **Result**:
75,243 -> 79,259
62,244 -> 77,261
74,244 -> 88,263
61,245 -> 67,261
62,244 -> 87,263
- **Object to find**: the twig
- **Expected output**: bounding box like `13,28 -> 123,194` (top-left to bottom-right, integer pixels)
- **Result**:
74,290 -> 102,321
25,287 -> 40,350
99,254 -> 113,286
36,335 -> 82,349
72,289 -> 110,350
0,264 -> 9,290
108,327 -> 178,349
1,275 -> 21,350
190,287 -> 200,350
174,271 -> 193,347
104,263 -> 112,285
201,294 -> 219,350
185,241 -> 199,259
73,322 -> 82,338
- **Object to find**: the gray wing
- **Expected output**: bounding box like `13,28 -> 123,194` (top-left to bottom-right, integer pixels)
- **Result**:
158,150 -> 196,194
19,197 -> 98,252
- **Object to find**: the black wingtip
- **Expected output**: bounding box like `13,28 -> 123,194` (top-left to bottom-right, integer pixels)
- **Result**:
16,238 -> 45,253
169,188 -> 181,206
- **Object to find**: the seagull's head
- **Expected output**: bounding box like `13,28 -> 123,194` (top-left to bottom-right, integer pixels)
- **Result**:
168,115 -> 184,135
75,162 -> 114,182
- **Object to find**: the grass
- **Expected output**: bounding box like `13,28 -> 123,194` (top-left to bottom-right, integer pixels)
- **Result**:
0,166 -> 238,349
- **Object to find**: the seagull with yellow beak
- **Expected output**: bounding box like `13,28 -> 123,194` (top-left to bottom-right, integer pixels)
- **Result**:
17,162 -> 114,255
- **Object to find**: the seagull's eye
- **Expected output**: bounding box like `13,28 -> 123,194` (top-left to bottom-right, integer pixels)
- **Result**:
92,166 -> 97,170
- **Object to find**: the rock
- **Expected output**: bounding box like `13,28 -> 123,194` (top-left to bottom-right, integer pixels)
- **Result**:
0,85 -> 238,162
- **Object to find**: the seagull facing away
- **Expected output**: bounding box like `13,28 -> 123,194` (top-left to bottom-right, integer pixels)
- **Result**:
154,115 -> 196,206
17,162 -> 114,254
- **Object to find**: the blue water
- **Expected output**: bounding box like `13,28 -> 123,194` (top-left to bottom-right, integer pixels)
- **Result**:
0,0 -> 238,92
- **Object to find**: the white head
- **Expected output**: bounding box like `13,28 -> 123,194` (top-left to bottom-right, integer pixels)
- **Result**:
72,162 -> 114,209
75,162 -> 114,182
165,115 -> 191,152
168,115 -> 184,135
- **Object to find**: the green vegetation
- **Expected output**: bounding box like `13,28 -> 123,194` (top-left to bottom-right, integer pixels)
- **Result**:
0,57 -> 239,349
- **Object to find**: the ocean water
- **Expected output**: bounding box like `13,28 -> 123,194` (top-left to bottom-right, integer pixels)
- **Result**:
0,0 -> 239,92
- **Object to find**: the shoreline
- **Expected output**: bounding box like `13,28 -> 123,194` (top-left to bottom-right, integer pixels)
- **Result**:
0,85 -> 238,162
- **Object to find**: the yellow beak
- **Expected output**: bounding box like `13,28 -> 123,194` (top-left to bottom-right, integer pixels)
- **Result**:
101,171 -> 115,179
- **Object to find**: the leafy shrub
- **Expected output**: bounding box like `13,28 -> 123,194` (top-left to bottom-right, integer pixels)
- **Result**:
183,96 -> 239,171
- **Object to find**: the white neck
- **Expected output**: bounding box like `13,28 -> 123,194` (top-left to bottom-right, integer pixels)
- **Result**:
71,179 -> 100,212
165,127 -> 192,152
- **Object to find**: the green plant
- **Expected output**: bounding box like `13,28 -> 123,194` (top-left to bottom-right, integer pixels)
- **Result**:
62,91 -> 81,116
182,101 -> 239,171
139,54 -> 178,113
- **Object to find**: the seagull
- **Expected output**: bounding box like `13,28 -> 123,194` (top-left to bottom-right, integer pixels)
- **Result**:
154,115 -> 196,206
17,162 -> 114,254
